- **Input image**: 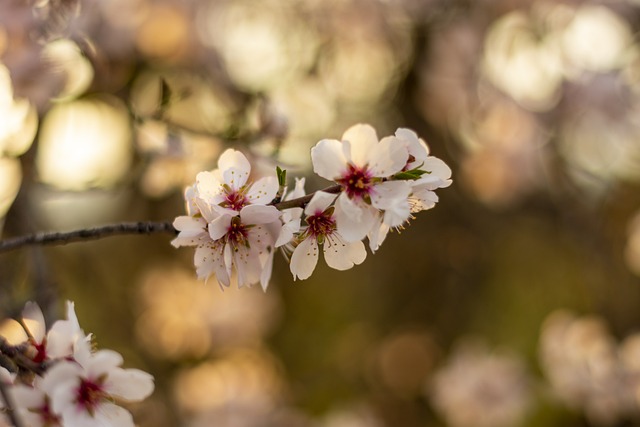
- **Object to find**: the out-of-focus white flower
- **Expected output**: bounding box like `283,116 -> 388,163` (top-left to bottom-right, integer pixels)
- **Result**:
289,191 -> 366,280
429,339 -> 531,427
12,379 -> 62,427
311,124 -> 412,243
42,341 -> 154,427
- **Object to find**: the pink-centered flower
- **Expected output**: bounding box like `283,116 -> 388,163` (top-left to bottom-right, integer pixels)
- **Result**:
311,124 -> 412,243
41,341 -> 154,427
289,191 -> 366,280
173,149 -> 283,290
20,301 -> 87,364
194,148 -> 278,212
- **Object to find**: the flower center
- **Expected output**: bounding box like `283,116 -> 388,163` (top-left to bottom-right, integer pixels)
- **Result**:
306,211 -> 336,238
75,378 -> 106,415
222,190 -> 248,211
34,398 -> 61,427
337,164 -> 372,199
226,217 -> 249,249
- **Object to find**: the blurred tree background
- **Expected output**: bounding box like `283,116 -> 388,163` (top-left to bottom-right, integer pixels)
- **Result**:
2,0 -> 640,426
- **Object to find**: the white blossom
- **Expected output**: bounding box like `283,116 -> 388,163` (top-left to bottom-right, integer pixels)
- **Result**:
289,191 -> 366,280
311,124 -> 412,243
41,341 -> 154,427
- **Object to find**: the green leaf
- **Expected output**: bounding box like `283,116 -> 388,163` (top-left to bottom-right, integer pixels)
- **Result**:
276,166 -> 287,187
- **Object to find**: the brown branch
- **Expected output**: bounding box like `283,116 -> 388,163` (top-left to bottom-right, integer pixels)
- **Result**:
0,184 -> 345,253
272,184 -> 342,210
0,222 -> 177,253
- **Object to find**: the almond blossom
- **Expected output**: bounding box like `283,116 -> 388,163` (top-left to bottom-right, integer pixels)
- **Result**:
311,124 -> 413,243
289,191 -> 366,280
20,300 -> 86,363
41,340 -> 154,427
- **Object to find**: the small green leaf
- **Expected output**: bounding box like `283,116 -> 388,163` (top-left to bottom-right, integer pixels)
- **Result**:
276,166 -> 287,187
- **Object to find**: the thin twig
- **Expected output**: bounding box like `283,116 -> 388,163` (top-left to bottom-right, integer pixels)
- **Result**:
0,184 -> 344,253
0,222 -> 177,253
272,184 -> 341,210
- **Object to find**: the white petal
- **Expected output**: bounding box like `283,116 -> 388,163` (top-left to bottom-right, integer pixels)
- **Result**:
369,136 -> 408,177
217,149 -> 251,188
195,171 -> 224,205
275,218 -> 300,247
396,128 -> 430,169
171,216 -> 207,247
323,238 -> 367,271
22,302 -> 46,343
311,139 -> 348,181
304,191 -> 337,216
247,176 -> 278,205
422,156 -> 452,181
411,188 -> 439,211
194,245 -> 227,285
105,368 -> 154,401
208,214 -> 232,241
260,250 -> 275,292
290,238 -> 319,280
93,403 -> 135,427
41,361 -> 81,399
284,177 -> 306,201
240,204 -> 281,225
342,124 -> 378,166
371,181 -> 412,227
334,194 -> 377,242
11,384 -> 45,409
85,350 -> 123,378
368,221 -> 390,253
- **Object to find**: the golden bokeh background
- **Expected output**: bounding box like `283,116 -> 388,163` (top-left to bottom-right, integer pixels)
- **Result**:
3,0 -> 640,426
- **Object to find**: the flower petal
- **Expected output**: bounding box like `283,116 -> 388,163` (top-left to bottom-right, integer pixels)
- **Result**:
218,149 -> 251,189
304,191 -> 337,216
21,301 -> 46,343
247,176 -> 278,205
371,181 -> 412,227
105,367 -> 154,401
422,157 -> 452,182
240,204 -> 281,225
369,136 -> 408,177
334,193 -> 377,242
290,237 -> 319,280
311,139 -> 348,181
195,171 -> 224,205
208,214 -> 232,241
341,124 -> 378,166
171,216 -> 207,247
323,238 -> 367,271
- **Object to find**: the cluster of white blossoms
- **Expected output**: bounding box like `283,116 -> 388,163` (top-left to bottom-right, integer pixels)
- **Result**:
0,302 -> 154,427
172,123 -> 452,288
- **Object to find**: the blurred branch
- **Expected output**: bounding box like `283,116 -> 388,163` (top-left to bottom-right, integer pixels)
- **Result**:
0,222 -> 177,253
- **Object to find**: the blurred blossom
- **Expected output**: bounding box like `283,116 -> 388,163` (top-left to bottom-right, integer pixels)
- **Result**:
197,1 -> 318,91
36,96 -> 132,190
0,318 -> 27,345
372,329 -> 438,398
416,20 -> 479,129
561,5 -> 632,75
135,4 -> 190,61
319,38 -> 399,106
0,157 -> 21,221
482,8 -> 564,111
135,121 -> 222,198
136,266 -> 281,360
539,310 -> 640,425
322,403 -> 385,427
0,64 -> 37,157
625,212 -> 640,277
42,39 -> 94,100
559,109 -> 640,187
131,71 -> 236,135
459,96 -> 547,207
428,338 -> 532,427
173,348 -> 284,416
